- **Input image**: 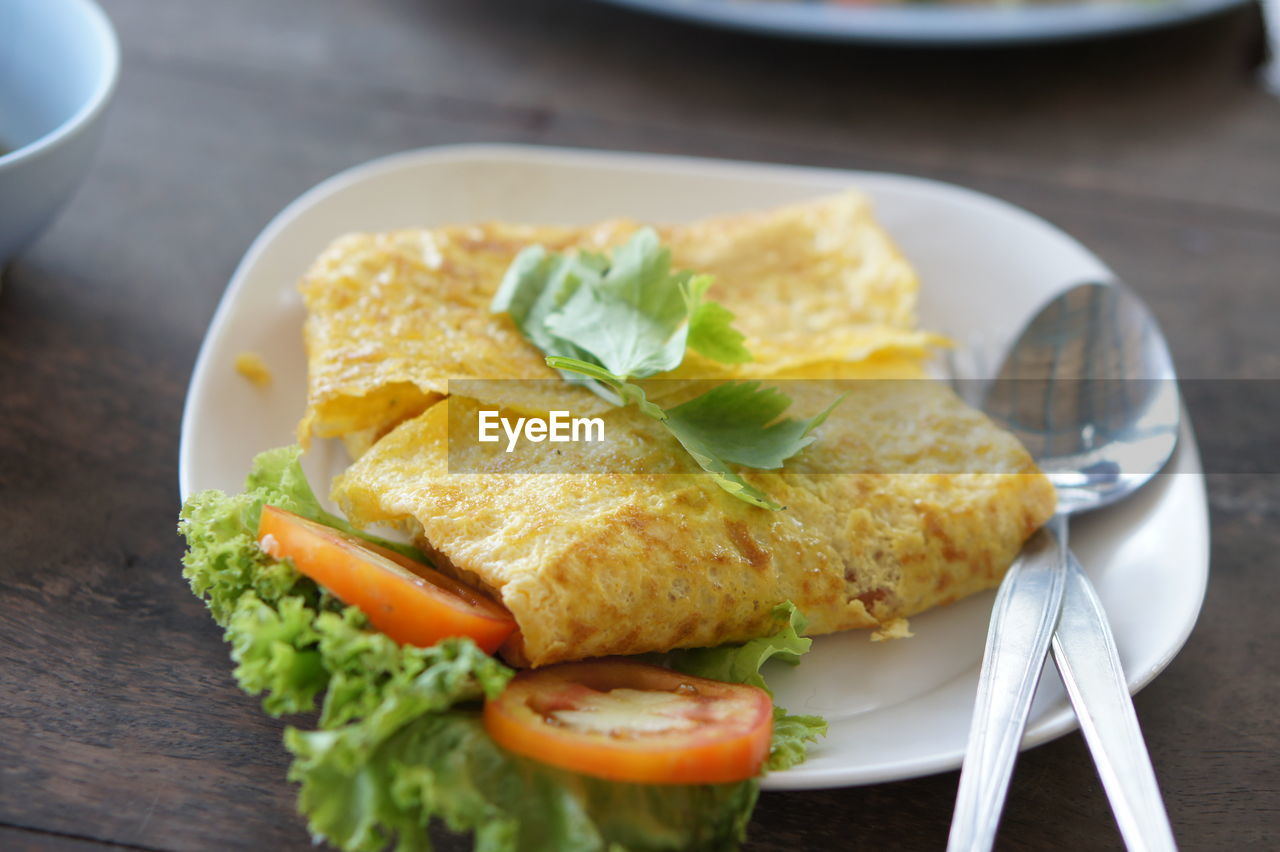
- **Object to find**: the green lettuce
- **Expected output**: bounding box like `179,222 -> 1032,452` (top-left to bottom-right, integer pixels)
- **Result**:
178,446 -> 826,851
661,602 -> 827,772
288,712 -> 758,852
179,446 -> 422,624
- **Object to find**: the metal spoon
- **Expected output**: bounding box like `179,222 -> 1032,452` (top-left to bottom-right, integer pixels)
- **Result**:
949,282 -> 1181,851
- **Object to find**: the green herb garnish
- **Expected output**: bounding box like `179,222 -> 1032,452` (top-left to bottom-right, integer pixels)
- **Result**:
492,228 -> 839,509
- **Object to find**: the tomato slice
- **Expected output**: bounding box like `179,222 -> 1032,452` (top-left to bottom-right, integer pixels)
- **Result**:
257,505 -> 516,654
483,659 -> 773,785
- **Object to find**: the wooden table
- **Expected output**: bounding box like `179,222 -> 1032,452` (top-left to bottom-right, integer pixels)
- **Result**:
2,1 -> 1277,849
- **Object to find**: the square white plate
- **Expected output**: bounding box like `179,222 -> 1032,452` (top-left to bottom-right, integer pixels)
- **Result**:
179,144 -> 1208,790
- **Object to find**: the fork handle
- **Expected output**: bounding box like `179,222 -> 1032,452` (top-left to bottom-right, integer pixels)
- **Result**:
948,514 -> 1068,852
1052,554 -> 1178,852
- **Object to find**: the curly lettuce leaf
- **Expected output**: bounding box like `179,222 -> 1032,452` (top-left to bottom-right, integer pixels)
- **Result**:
178,480 -> 303,624
244,445 -> 425,562
179,447 -> 485,718
227,593 -> 328,716
288,712 -> 757,852
178,446 -> 798,851
286,597 -> 821,848
178,446 -> 422,624
765,710 -> 827,773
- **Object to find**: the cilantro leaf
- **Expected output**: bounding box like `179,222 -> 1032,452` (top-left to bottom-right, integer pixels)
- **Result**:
544,356 -> 667,420
491,229 -> 840,510
494,228 -> 745,381
660,384 -> 841,510
544,229 -> 697,380
491,246 -> 605,367
664,382 -> 842,470
662,447 -> 782,511
683,275 -> 752,365
544,363 -> 833,509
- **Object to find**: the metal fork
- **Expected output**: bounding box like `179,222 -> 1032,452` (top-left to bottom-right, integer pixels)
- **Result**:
942,285 -> 1178,851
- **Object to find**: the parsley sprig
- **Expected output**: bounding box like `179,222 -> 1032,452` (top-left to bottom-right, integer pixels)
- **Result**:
492,228 -> 839,509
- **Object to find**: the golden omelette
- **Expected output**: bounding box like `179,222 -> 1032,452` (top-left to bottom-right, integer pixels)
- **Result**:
295,191 -> 1056,667
297,191 -> 940,453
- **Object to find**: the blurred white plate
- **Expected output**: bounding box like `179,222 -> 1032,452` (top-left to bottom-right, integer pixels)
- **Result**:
179,144 -> 1208,789
595,0 -> 1247,45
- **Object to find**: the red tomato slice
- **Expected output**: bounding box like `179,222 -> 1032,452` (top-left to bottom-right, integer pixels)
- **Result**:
257,505 -> 516,654
483,659 -> 773,785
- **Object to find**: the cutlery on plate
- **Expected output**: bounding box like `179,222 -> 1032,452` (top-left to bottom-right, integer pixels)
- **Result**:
948,282 -> 1181,852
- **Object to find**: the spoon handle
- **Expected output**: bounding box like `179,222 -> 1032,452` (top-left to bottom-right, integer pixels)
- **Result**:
1052,554 -> 1178,852
948,515 -> 1068,852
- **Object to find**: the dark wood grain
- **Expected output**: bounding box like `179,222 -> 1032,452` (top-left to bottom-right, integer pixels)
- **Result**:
0,825 -> 142,852
1,0 -> 1276,849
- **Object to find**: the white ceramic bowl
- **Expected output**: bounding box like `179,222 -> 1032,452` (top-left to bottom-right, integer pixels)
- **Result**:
0,0 -> 119,265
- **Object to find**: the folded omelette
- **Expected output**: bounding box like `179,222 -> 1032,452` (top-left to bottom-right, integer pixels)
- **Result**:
297,191 -> 1057,667
297,192 -> 939,453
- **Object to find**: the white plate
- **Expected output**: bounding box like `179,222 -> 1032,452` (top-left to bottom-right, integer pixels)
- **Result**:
179,144 -> 1209,790
595,0 -> 1247,46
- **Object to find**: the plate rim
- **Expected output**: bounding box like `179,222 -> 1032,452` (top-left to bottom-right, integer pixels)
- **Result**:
178,142 -> 1210,790
592,0 -> 1249,45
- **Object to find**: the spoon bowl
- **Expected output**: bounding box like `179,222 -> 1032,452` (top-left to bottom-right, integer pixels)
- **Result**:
982,282 -> 1180,514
